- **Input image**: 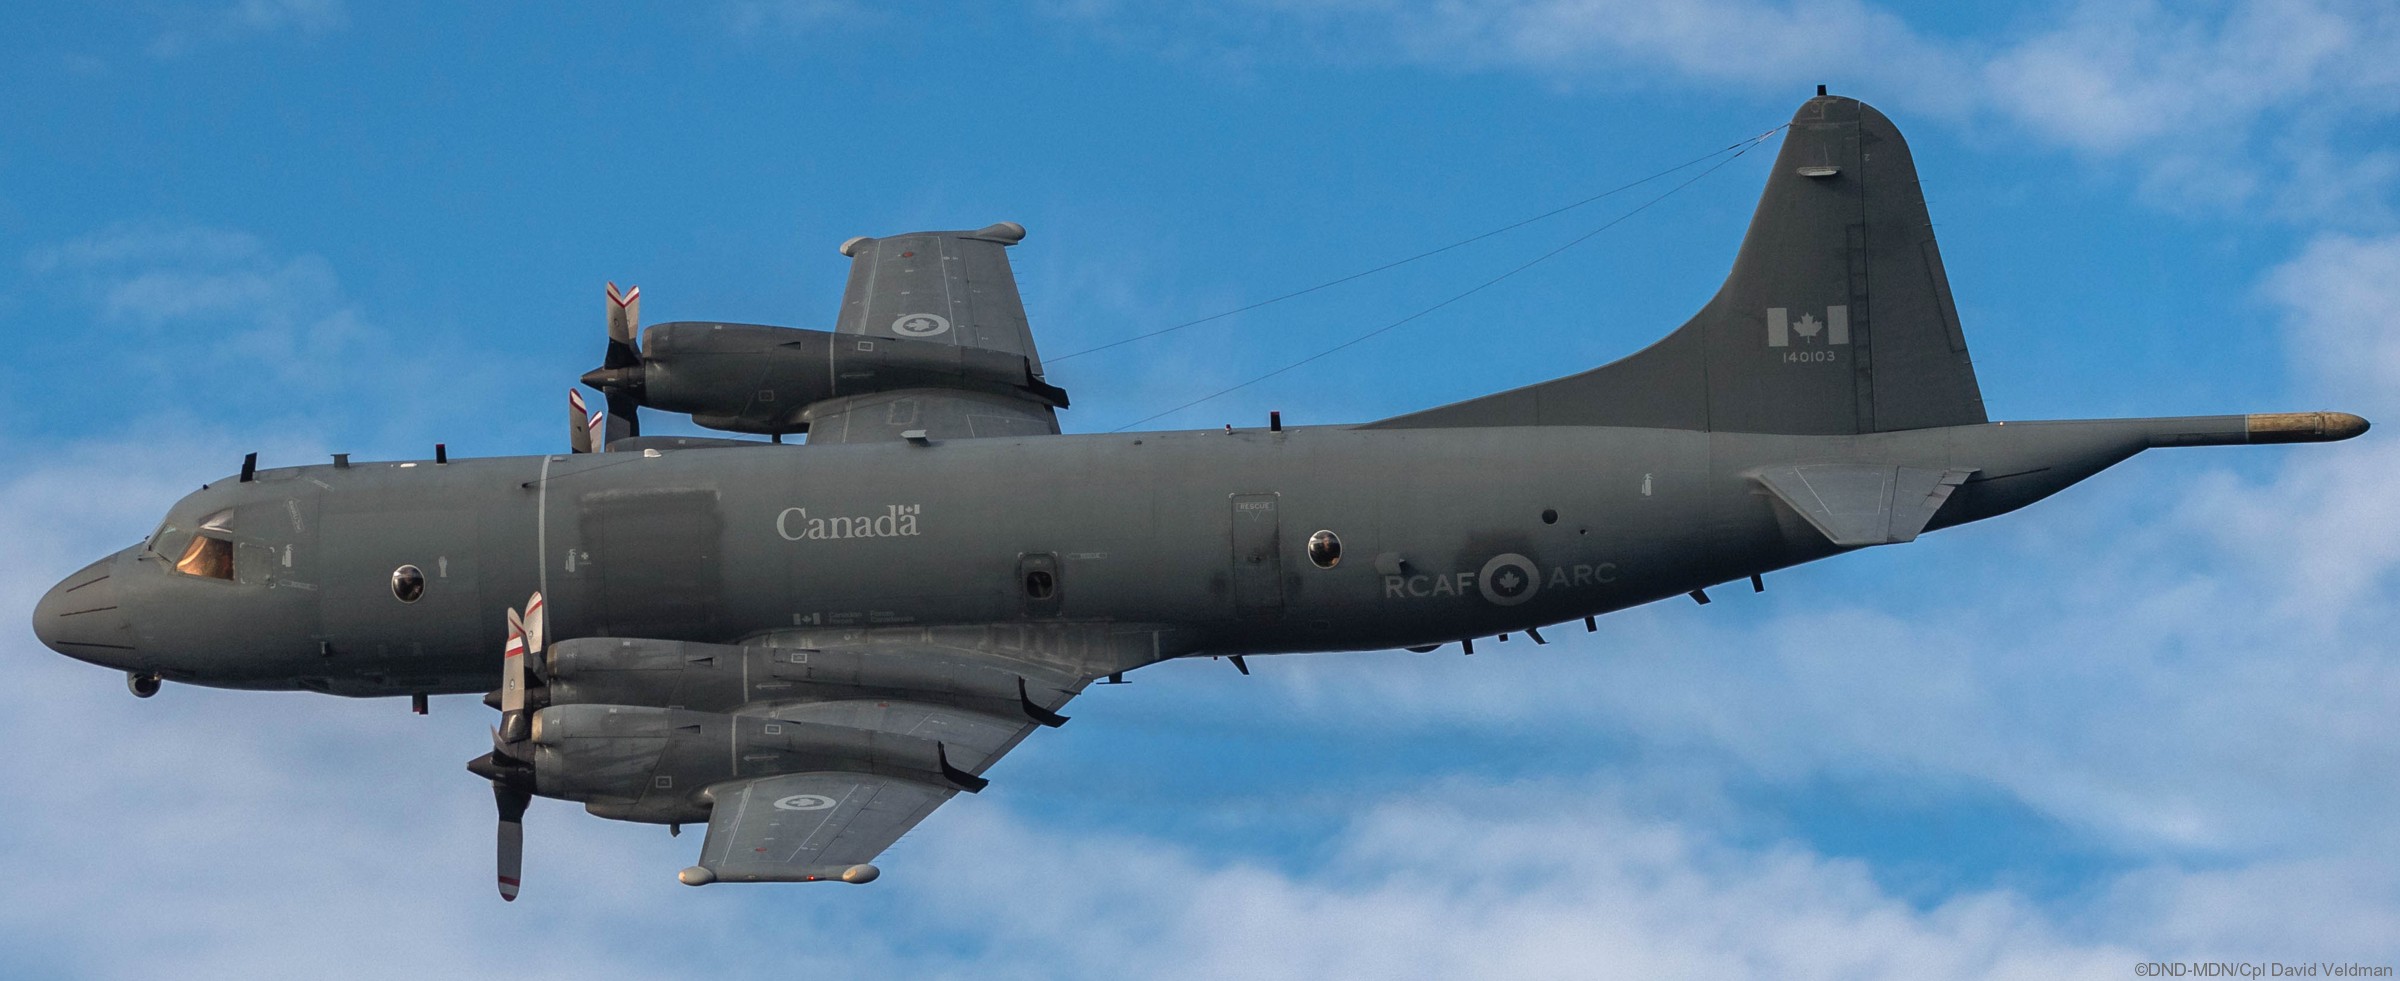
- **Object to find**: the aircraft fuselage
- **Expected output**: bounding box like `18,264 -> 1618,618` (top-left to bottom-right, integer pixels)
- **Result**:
39,415 -> 2223,696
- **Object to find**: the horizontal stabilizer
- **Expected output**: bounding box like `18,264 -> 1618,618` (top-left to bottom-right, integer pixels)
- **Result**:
1754,464 -> 1975,547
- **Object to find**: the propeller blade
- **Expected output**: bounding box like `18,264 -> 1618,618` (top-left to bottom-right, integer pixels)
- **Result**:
599,282 -> 644,441
523,592 -> 546,657
602,395 -> 641,442
495,784 -> 530,902
605,282 -> 641,362
482,723 -> 532,764
500,610 -> 528,742
585,411 -> 606,453
568,391 -> 593,454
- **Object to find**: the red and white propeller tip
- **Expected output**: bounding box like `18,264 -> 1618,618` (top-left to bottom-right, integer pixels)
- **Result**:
522,592 -> 545,656
502,610 -> 526,715
606,281 -> 641,348
569,390 -> 593,454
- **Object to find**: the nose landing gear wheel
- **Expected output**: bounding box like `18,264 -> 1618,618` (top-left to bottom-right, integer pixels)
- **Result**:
126,672 -> 161,698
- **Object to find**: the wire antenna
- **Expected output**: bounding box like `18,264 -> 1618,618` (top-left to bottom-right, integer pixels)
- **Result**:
1050,126 -> 1788,364
1111,126 -> 1785,432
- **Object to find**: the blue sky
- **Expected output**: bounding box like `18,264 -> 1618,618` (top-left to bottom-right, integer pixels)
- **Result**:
6,1 -> 2400,977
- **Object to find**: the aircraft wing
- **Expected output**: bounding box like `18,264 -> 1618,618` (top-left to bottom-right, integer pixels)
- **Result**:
529,631 -> 1097,885
837,222 -> 1043,367
679,685 -> 1071,883
806,222 -> 1062,444
692,771 -> 950,884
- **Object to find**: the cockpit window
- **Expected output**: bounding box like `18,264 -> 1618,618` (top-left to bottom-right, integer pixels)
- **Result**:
173,534 -> 235,580
150,509 -> 232,561
148,522 -> 181,557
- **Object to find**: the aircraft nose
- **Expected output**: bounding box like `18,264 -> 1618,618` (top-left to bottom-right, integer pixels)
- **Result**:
32,551 -> 139,668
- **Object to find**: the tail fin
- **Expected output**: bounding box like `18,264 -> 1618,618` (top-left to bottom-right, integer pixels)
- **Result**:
1370,94 -> 1986,435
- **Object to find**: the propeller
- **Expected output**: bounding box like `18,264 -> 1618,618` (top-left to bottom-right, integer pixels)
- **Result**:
468,592 -> 547,901
578,282 -> 644,445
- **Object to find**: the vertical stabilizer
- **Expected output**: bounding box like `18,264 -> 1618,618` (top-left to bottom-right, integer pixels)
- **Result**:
1371,94 -> 1986,435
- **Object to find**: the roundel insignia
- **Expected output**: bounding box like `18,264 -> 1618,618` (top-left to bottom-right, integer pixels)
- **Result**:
1478,553 -> 1540,606
891,313 -> 952,337
772,794 -> 838,811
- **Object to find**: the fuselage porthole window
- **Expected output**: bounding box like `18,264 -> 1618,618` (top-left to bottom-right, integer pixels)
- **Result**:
1307,530 -> 1342,569
391,564 -> 426,603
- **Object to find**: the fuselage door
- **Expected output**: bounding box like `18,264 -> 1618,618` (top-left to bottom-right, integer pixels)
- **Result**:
577,487 -> 724,639
1229,493 -> 1284,617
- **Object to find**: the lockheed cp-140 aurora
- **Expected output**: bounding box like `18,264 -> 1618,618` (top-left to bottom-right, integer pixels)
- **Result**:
32,93 -> 2368,899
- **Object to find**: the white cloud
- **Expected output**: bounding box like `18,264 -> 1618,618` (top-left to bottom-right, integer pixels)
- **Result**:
28,224 -> 367,386
147,0 -> 345,58
2261,233 -> 2400,408
1047,0 -> 2400,223
21,223 -> 522,439
1978,0 -> 2370,153
894,790 -> 2152,981
723,0 -> 870,37
1387,0 -> 1965,103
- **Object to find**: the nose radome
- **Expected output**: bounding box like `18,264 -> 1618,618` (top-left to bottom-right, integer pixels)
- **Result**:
33,552 -> 138,668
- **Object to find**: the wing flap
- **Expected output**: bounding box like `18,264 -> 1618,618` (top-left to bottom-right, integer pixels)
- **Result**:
799,388 -> 1059,444
762,698 -> 1031,773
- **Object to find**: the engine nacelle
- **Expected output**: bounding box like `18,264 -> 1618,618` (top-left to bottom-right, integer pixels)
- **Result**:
524,703 -> 680,810
595,321 -> 1066,435
543,637 -> 1072,725
521,703 -> 982,823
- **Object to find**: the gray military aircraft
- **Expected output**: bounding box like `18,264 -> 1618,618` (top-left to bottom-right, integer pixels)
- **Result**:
30,93 -> 2369,899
